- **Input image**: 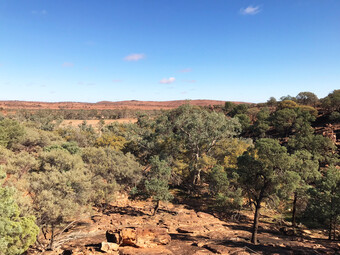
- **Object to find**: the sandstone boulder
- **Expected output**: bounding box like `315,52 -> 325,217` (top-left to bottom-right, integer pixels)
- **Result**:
101,242 -> 119,253
109,227 -> 171,248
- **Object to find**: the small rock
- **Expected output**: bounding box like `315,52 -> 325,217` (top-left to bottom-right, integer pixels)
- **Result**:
106,230 -> 121,243
302,229 -> 312,235
192,241 -> 207,247
121,228 -> 137,246
101,242 -> 119,253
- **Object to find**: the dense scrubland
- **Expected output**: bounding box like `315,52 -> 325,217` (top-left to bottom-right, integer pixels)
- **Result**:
0,90 -> 339,254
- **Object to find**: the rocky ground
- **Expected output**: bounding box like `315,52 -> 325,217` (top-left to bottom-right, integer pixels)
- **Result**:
28,198 -> 340,255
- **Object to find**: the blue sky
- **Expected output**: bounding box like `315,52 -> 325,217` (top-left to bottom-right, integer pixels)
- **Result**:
0,0 -> 339,103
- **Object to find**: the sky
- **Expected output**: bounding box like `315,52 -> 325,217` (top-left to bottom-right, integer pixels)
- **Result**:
0,0 -> 339,103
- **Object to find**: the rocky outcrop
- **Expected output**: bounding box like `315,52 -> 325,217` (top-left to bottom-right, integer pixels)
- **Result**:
108,227 -> 171,248
28,202 -> 338,255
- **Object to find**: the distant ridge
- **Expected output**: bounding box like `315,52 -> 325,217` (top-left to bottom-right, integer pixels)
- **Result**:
0,100 -> 250,110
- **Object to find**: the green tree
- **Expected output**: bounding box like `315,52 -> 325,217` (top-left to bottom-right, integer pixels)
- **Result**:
229,104 -> 249,117
234,114 -> 251,133
296,92 -> 319,106
321,89 -> 340,112
142,156 -> 173,215
329,111 -> 340,123
224,101 -> 236,113
266,97 -> 277,107
170,104 -> 241,185
0,170 -> 39,255
290,150 -> 320,227
272,105 -> 316,136
280,95 -> 296,102
128,104 -> 241,186
303,166 -> 340,240
0,119 -> 25,149
237,139 -> 298,244
251,108 -> 271,138
30,150 -> 91,249
82,147 -> 142,188
208,165 -> 242,212
287,133 -> 337,167
272,108 -> 298,136
82,147 -> 142,207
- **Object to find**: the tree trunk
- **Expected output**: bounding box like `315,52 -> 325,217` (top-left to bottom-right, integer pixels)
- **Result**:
334,218 -> 337,241
192,151 -> 201,186
328,215 -> 333,240
49,225 -> 55,250
251,200 -> 262,245
292,192 -> 298,228
153,200 -> 160,216
193,169 -> 202,185
333,218 -> 336,241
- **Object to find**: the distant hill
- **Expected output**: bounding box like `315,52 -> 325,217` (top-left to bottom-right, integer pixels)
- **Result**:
0,100 -> 250,110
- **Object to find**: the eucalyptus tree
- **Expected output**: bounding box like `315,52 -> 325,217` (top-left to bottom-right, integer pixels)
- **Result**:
296,91 -> 318,106
127,104 -> 241,187
237,139 -> 298,244
142,156 -> 173,215
167,104 -> 241,185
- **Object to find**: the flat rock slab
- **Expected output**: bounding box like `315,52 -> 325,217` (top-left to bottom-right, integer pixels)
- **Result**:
119,246 -> 173,255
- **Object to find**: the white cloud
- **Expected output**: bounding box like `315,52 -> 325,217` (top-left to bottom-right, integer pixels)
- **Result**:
159,77 -> 176,84
240,6 -> 261,15
179,68 -> 192,73
124,53 -> 146,61
62,62 -> 74,67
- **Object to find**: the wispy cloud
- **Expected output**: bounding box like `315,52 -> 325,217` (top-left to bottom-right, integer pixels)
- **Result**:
179,68 -> 192,73
159,77 -> 176,84
183,80 -> 196,83
112,79 -> 122,83
62,62 -> 74,67
124,53 -> 146,61
32,10 -> 47,15
240,6 -> 261,15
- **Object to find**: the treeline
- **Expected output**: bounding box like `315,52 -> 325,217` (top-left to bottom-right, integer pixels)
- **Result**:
0,90 -> 339,253
3,108 -> 163,129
